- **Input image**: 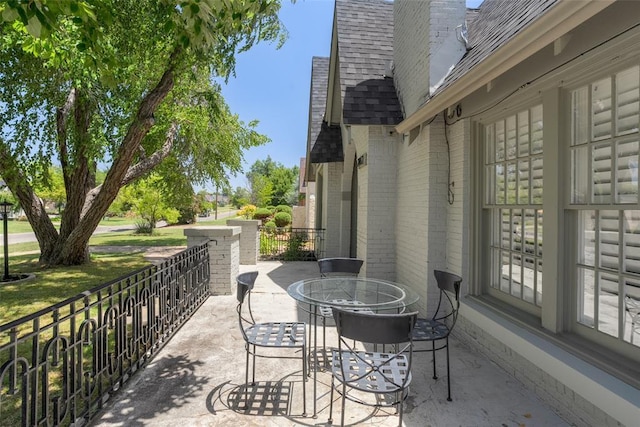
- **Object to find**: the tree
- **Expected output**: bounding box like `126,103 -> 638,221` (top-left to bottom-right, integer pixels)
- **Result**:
129,174 -> 180,232
250,174 -> 273,207
34,167 -> 67,214
246,156 -> 299,206
230,186 -> 250,209
0,0 -> 287,265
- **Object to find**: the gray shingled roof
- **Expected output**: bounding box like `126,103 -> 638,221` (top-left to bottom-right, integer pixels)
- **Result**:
432,0 -> 559,97
308,56 -> 344,164
335,0 -> 403,125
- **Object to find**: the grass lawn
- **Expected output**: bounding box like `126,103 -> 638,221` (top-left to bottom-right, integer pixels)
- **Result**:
0,215 -> 239,325
0,252 -> 151,325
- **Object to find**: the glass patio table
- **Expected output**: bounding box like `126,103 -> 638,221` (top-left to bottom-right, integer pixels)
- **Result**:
287,276 -> 420,417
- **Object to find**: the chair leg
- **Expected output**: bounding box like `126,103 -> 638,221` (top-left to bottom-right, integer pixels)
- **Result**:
446,337 -> 452,402
432,340 -> 438,380
243,347 -> 250,409
328,375 -> 335,424
322,316 -> 327,368
251,344 -> 257,385
302,342 -> 307,417
308,308 -> 313,372
340,383 -> 347,427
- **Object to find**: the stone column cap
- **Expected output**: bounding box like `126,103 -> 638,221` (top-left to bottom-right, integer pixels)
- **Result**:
226,219 -> 260,226
184,226 -> 241,238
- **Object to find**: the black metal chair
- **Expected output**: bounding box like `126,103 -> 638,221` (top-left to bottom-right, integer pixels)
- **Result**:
412,269 -> 461,401
236,271 -> 307,415
314,258 -> 368,360
328,308 -> 418,427
626,295 -> 640,344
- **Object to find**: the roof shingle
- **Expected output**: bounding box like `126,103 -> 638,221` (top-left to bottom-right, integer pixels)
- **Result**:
433,0 -> 560,97
308,56 -> 344,164
335,0 -> 403,125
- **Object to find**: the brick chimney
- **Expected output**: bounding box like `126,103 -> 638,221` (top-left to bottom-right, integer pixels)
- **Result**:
393,0 -> 467,118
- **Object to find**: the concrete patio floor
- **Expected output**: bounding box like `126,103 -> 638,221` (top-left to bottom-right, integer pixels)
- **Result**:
91,261 -> 572,427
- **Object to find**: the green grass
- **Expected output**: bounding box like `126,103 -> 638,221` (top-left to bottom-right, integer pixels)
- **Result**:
0,252 -> 150,325
0,216 -> 240,323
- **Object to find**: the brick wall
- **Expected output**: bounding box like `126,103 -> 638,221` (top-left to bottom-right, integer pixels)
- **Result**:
393,0 -> 431,117
323,162 -> 344,257
446,119 -> 471,287
456,315 -> 625,427
394,0 -> 466,117
363,126 -> 397,280
395,124 -> 430,314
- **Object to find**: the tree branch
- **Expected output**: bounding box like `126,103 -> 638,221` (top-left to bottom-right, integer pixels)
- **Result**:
77,47 -> 182,227
56,87 -> 77,185
0,142 -> 59,253
122,121 -> 178,186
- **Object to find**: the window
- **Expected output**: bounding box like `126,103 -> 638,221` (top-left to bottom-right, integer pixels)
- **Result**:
570,66 -> 640,348
484,105 -> 544,312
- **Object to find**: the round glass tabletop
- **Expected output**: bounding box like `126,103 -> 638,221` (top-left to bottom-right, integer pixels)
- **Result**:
287,277 -> 419,311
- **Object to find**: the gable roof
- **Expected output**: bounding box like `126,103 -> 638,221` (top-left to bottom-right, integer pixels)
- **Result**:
308,56 -> 343,164
335,0 -> 403,125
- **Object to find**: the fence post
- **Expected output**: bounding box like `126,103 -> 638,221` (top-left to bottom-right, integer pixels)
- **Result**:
184,226 -> 240,295
226,219 -> 259,265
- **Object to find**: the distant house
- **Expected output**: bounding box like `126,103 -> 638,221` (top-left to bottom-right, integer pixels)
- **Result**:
304,0 -> 640,425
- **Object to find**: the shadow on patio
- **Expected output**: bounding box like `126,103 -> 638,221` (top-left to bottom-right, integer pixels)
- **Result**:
91,261 -> 570,426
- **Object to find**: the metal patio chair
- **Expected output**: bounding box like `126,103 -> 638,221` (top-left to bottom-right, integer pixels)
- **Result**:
236,271 -> 307,415
313,258 -> 368,359
412,269 -> 462,401
626,295 -> 640,344
328,308 -> 418,427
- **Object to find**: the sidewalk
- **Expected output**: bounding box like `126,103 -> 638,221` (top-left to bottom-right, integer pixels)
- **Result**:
91,261 -> 571,426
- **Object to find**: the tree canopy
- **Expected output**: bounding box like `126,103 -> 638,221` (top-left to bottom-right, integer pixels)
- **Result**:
246,156 -> 298,206
0,0 -> 288,265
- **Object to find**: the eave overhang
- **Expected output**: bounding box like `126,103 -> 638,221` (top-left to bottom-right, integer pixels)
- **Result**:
395,0 -> 615,134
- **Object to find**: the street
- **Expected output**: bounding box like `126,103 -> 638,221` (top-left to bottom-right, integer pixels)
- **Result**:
0,210 -> 238,246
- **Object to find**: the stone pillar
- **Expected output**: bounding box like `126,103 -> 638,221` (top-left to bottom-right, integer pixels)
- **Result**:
184,226 -> 240,295
226,219 -> 259,265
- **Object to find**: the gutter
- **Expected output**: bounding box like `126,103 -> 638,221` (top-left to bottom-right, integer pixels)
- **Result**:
395,0 -> 615,134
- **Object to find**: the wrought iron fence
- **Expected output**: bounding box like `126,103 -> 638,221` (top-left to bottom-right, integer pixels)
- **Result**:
0,243 -> 210,427
259,227 -> 325,261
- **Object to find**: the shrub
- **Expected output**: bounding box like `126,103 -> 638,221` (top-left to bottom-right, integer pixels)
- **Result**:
253,207 -> 272,220
274,211 -> 292,227
134,220 -> 154,234
275,204 -> 292,215
284,231 -> 306,260
263,220 -> 277,233
238,204 -> 257,219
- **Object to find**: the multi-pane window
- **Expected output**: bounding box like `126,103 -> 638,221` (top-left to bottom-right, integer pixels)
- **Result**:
484,105 -> 543,308
570,65 -> 640,347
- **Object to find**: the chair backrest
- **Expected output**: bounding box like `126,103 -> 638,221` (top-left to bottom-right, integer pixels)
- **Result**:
236,272 -> 259,339
236,271 -> 258,304
332,307 -> 418,345
318,257 -> 364,277
433,270 -> 462,329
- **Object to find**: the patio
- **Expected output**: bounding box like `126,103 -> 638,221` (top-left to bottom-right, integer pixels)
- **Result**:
91,261 -> 571,426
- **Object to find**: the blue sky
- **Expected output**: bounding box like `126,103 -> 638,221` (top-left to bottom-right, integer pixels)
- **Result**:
219,0 -> 483,191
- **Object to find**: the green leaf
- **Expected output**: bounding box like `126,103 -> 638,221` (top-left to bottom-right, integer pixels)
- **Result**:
26,15 -> 42,38
1,7 -> 20,21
